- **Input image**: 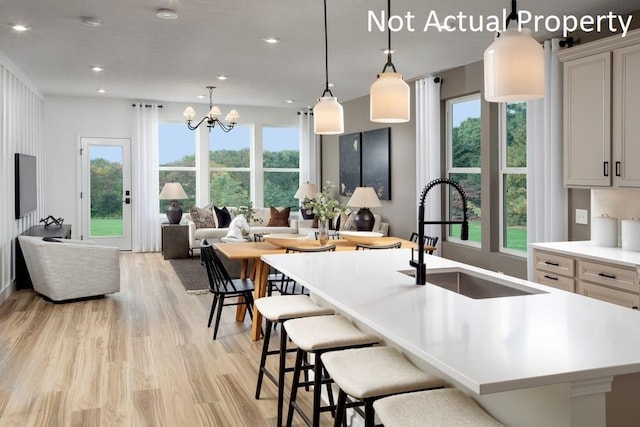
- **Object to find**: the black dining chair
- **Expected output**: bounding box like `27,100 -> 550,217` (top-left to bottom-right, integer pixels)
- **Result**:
268,245 -> 337,296
355,241 -> 402,250
409,232 -> 439,255
201,241 -> 255,340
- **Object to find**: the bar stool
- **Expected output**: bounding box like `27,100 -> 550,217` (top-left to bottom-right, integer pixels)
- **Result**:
373,388 -> 504,426
321,346 -> 446,427
284,315 -> 379,427
254,295 -> 334,427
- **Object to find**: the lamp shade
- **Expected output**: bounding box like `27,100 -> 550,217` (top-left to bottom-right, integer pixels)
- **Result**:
484,28 -> 544,102
314,96 -> 344,135
183,106 -> 196,121
370,72 -> 410,123
347,187 -> 382,208
294,182 -> 319,199
225,109 -> 240,124
159,182 -> 188,200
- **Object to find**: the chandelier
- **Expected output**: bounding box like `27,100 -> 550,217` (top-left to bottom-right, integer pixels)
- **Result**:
183,86 -> 239,132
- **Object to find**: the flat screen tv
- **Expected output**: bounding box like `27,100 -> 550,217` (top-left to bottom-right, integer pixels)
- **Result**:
15,153 -> 37,219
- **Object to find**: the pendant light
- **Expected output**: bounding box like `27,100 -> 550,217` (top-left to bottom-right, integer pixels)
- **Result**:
370,0 -> 410,123
314,0 -> 344,135
483,0 -> 544,102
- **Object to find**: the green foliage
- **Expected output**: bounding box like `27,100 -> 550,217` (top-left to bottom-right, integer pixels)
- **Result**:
302,183 -> 344,221
90,158 -> 123,218
232,201 -> 263,224
452,117 -> 481,168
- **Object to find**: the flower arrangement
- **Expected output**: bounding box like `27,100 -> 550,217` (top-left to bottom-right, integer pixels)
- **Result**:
233,201 -> 263,224
302,183 -> 344,221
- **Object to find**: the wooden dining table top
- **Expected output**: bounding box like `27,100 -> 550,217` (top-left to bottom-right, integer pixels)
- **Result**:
213,236 -> 429,259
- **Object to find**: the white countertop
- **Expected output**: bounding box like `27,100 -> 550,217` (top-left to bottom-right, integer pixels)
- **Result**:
531,241 -> 640,268
262,249 -> 640,395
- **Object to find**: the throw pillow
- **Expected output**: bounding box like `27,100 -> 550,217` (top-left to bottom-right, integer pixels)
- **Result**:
189,206 -> 216,229
267,207 -> 290,227
214,206 -> 232,228
341,211 -> 357,231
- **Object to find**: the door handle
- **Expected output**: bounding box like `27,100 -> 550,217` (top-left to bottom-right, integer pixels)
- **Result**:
615,161 -> 621,177
604,161 -> 609,177
124,198 -> 131,204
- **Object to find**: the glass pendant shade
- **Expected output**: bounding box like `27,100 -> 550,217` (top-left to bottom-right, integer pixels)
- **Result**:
484,28 -> 544,102
313,96 -> 344,135
370,72 -> 410,123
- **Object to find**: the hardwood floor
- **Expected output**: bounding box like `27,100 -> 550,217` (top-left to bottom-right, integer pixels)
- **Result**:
0,253 -> 327,426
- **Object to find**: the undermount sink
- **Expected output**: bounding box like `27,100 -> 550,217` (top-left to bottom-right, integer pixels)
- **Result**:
399,270 -> 546,299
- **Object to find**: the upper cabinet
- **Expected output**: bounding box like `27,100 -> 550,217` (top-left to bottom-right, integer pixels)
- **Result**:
558,30 -> 640,188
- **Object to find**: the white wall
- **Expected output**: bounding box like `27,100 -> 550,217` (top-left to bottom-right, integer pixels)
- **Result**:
43,96 -> 297,238
0,51 -> 44,302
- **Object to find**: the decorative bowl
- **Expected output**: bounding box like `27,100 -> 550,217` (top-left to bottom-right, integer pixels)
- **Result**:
263,233 -> 310,248
339,231 -> 384,244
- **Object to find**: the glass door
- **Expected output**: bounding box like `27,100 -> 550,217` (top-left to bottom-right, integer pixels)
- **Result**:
80,137 -> 132,250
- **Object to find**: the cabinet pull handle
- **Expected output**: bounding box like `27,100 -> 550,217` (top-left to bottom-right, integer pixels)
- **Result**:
544,275 -> 559,281
615,161 -> 621,177
545,261 -> 560,266
598,272 -> 616,279
604,161 -> 609,177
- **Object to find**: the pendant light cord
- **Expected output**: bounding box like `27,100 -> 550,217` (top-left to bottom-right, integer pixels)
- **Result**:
505,0 -> 518,28
322,0 -> 333,97
381,0 -> 397,73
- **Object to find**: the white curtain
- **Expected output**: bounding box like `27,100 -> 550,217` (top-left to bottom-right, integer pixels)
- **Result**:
526,39 -> 567,279
415,77 -> 442,254
298,109 -> 320,186
132,104 -> 161,252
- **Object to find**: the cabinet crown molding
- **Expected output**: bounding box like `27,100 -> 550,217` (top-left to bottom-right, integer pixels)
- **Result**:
556,29 -> 640,62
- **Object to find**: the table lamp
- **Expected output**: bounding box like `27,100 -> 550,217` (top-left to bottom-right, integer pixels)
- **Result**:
347,187 -> 382,231
159,182 -> 188,224
294,182 -> 319,219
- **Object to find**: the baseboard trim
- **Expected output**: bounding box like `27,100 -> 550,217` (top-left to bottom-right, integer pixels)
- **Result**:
0,280 -> 16,305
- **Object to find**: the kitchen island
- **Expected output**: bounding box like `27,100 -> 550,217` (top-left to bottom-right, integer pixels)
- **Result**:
262,248 -> 640,427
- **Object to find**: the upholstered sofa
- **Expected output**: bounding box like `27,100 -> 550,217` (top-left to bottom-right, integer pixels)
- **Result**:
18,235 -> 120,302
185,206 -> 299,253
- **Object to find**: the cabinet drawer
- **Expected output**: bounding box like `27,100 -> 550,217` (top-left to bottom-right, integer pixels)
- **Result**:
577,281 -> 640,309
535,271 -> 575,292
577,260 -> 638,293
534,250 -> 575,277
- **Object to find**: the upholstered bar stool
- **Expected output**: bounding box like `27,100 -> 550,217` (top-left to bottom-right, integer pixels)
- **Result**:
321,346 -> 446,427
284,315 -> 379,427
254,295 -> 334,427
373,388 -> 504,426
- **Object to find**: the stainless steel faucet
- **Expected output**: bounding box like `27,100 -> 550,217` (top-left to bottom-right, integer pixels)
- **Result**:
410,178 -> 469,285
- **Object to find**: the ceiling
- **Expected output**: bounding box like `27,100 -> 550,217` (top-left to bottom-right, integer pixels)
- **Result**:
0,0 -> 637,109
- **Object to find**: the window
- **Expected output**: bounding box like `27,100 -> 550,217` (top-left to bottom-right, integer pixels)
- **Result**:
209,125 -> 251,206
500,102 -> 527,253
263,127 -> 300,210
158,123 -> 196,213
446,95 -> 482,245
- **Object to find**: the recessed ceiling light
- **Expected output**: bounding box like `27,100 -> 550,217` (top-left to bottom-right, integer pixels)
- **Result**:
97,89 -> 107,94
197,95 -> 207,99
286,100 -> 295,104
216,75 -> 228,81
156,8 -> 178,19
328,82 -> 334,88
91,66 -> 104,72
382,48 -> 395,55
12,24 -> 30,32
263,37 -> 280,44
80,16 -> 102,27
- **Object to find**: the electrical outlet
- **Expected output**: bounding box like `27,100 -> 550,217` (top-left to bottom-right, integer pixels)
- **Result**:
575,209 -> 589,225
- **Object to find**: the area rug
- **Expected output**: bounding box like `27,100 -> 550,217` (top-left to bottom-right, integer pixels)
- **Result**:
169,257 -> 243,295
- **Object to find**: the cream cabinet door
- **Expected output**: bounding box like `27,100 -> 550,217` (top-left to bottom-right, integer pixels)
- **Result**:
563,52 -> 611,187
577,281 -> 639,309
613,44 -> 640,187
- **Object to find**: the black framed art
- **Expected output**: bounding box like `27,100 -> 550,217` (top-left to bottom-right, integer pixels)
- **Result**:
361,127 -> 391,200
339,132 -> 361,197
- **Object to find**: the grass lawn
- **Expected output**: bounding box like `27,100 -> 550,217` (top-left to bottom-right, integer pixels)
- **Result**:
91,218 -> 123,237
451,222 -> 527,252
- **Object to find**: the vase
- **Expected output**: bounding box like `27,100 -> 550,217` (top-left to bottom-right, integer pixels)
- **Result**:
318,219 -> 330,245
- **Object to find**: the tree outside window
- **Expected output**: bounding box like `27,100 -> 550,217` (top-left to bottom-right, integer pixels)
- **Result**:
263,127 -> 299,209
158,123 -> 196,213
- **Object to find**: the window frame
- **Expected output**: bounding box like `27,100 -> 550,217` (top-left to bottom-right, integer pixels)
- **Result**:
445,93 -> 482,248
158,122 -> 198,214
262,125 -> 301,210
498,102 -> 527,256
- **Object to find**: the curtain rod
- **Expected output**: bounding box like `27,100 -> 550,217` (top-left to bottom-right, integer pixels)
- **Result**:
131,103 -> 163,108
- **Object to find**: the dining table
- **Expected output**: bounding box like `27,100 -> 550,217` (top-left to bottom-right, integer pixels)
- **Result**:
213,236 -> 430,340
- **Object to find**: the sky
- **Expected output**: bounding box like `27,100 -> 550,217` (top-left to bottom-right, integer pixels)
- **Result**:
89,123 -> 299,164
452,97 -> 481,127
